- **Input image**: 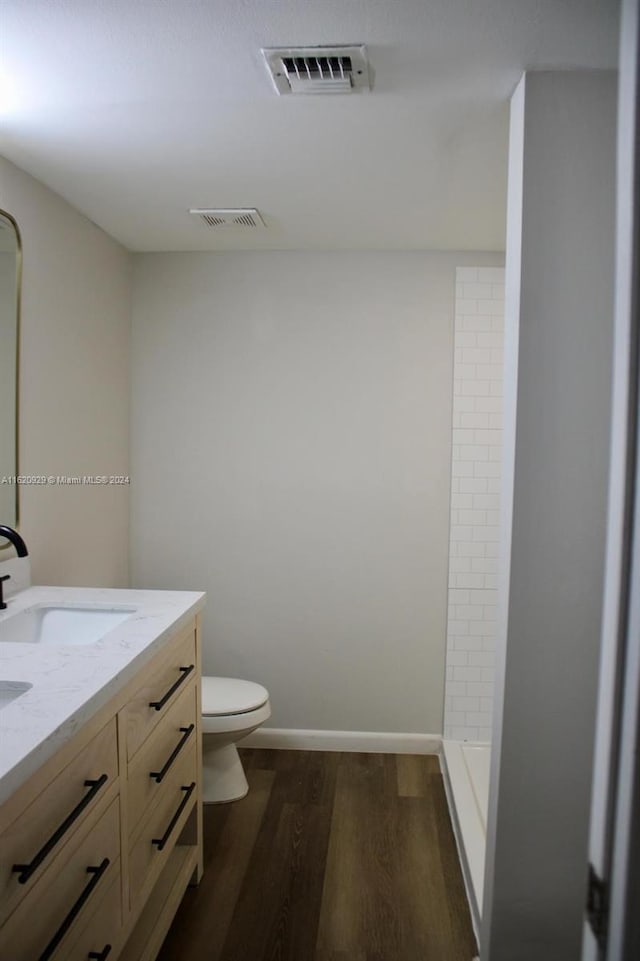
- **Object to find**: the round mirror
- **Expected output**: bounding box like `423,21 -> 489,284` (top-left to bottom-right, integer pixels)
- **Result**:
0,210 -> 21,535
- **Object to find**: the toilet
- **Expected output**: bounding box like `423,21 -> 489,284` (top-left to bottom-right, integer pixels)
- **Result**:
201,676 -> 271,803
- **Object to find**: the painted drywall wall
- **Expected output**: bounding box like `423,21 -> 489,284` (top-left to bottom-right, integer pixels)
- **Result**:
130,250 -> 502,734
483,70 -> 525,948
0,157 -> 131,586
585,2 -> 640,957
444,266 -> 505,741
482,72 -> 617,960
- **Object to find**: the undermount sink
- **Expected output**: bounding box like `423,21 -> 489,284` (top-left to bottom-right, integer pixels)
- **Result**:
0,681 -> 32,710
0,606 -> 136,646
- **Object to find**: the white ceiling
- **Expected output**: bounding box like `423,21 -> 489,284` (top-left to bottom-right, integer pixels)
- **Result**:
0,0 -> 619,252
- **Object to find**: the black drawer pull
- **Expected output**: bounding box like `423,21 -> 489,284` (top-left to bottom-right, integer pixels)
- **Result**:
38,858 -> 110,961
12,774 -> 109,885
150,724 -> 195,783
149,665 -> 194,711
152,782 -> 196,852
88,946 -> 112,960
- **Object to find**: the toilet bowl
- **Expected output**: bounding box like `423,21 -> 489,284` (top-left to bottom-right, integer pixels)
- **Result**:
201,676 -> 271,803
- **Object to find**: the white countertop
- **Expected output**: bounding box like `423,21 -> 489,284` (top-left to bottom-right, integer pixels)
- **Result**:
0,586 -> 206,805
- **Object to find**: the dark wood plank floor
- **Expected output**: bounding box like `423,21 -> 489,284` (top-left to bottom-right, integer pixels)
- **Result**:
157,750 -> 477,961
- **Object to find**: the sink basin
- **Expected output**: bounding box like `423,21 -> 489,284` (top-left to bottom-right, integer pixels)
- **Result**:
0,606 -> 136,646
0,681 -> 32,710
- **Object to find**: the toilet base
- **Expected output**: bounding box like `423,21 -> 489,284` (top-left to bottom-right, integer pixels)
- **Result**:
202,741 -> 249,803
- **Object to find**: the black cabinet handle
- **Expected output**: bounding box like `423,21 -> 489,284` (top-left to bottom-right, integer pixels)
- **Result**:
88,946 -> 112,960
149,665 -> 194,712
38,858 -> 110,961
151,782 -> 196,852
12,774 -> 109,884
149,724 -> 195,783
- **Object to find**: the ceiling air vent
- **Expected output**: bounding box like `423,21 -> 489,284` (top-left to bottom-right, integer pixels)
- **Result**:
262,45 -> 370,95
189,208 -> 266,229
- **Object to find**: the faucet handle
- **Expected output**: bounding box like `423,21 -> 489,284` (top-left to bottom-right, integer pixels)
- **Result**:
0,573 -> 10,610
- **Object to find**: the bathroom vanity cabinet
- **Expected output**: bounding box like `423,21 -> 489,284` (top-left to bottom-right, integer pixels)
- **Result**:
0,615 -> 203,961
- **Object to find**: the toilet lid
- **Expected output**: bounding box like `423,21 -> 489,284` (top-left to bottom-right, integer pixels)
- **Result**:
201,676 -> 269,716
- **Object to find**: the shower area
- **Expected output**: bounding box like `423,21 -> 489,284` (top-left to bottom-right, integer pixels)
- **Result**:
441,265 -> 505,936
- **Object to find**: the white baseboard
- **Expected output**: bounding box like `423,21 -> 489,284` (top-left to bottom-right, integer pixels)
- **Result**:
241,727 -> 442,754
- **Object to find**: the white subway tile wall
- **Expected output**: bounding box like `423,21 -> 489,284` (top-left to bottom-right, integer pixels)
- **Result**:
444,267 -> 505,741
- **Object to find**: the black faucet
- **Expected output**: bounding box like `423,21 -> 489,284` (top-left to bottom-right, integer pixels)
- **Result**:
0,575 -> 9,610
0,526 -> 29,610
0,525 -> 28,558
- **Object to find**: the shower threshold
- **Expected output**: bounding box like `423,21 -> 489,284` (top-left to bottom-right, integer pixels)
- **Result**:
441,739 -> 491,941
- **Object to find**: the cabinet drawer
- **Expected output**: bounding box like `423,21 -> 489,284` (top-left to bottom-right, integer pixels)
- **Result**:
0,798 -> 120,961
127,678 -> 197,837
129,740 -> 197,909
124,629 -> 197,760
0,717 -> 118,923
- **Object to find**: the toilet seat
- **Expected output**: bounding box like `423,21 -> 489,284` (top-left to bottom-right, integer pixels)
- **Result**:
201,676 -> 269,716
201,700 -> 271,736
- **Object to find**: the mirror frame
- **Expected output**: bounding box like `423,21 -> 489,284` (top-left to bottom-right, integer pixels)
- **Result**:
0,208 -> 22,542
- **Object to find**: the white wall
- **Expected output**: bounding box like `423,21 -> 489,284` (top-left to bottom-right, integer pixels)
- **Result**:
585,2 -> 640,957
0,157 -> 131,586
444,266 -> 505,741
130,250 -> 502,734
482,72 -> 617,961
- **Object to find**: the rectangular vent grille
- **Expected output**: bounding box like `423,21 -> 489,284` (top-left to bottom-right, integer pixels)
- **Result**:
189,209 -> 266,229
262,45 -> 370,95
282,55 -> 352,78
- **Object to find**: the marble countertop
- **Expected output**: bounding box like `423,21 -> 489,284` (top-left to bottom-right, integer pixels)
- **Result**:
0,586 -> 206,805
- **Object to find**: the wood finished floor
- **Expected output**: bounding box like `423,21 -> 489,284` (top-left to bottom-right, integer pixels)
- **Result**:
157,750 -> 477,961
